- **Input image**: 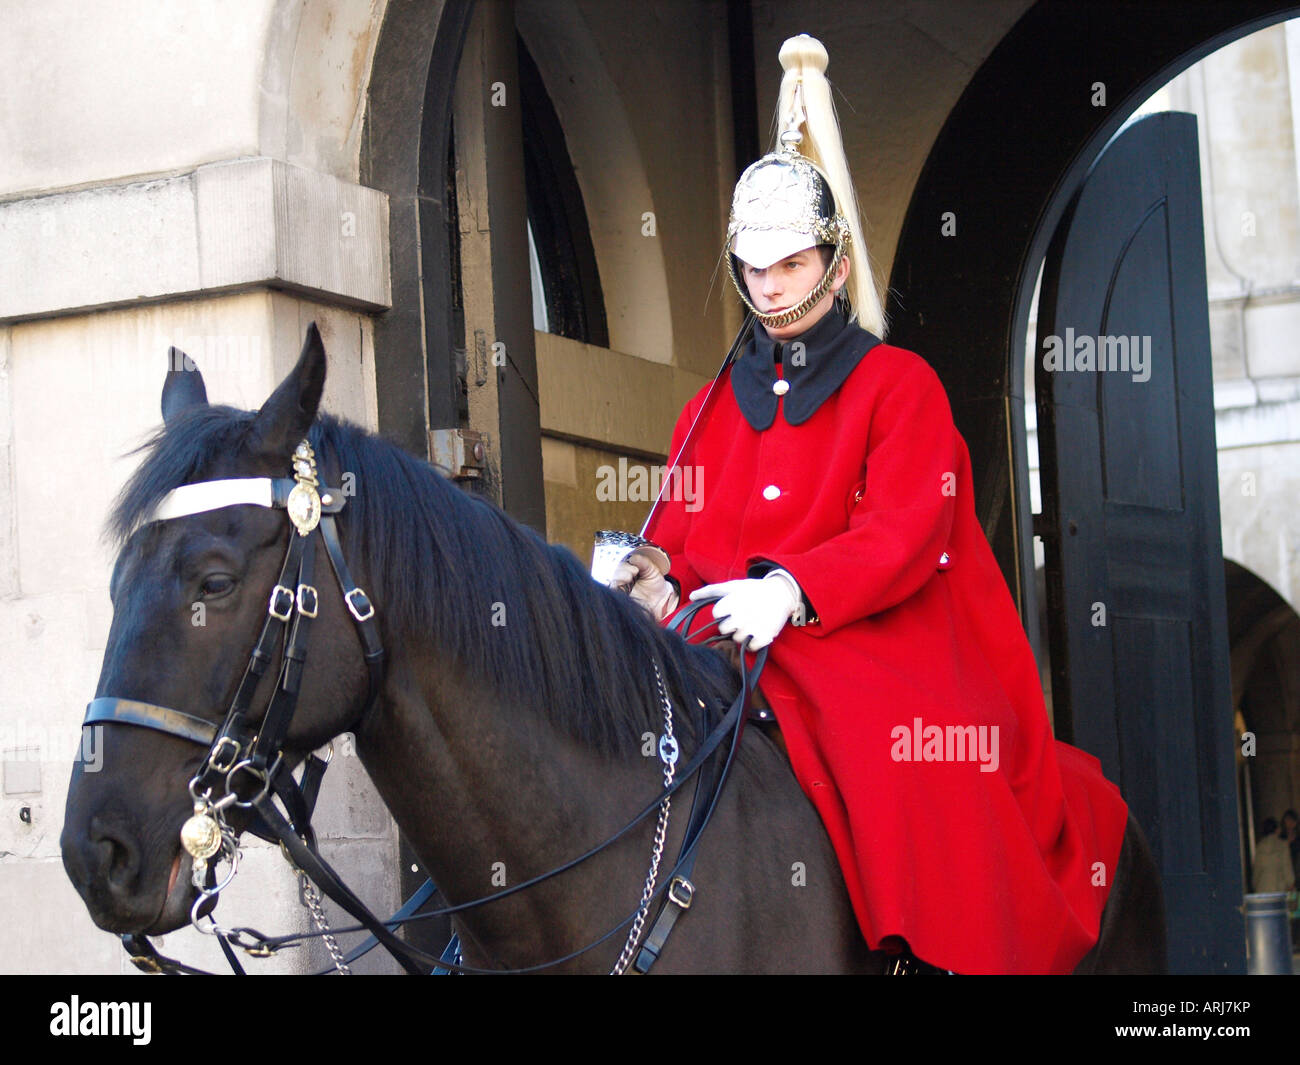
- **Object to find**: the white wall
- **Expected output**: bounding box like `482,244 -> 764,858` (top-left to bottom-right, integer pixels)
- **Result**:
0,294 -> 396,974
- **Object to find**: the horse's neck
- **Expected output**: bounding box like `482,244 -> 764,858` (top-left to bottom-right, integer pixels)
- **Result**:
356,655 -> 656,969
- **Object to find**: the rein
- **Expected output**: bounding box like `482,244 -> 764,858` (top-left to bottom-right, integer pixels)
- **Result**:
86,440 -> 765,974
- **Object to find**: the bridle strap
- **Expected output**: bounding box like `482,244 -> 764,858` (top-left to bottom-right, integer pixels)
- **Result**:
333,877 -> 440,971
249,531 -> 317,770
84,698 -> 218,747
319,514 -> 384,717
628,598 -> 763,972
152,477 -> 346,523
122,933 -> 220,976
88,461 -> 403,973
192,527 -> 311,795
630,599 -> 740,972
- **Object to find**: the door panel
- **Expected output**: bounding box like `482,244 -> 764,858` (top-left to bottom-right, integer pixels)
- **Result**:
1036,112 -> 1242,973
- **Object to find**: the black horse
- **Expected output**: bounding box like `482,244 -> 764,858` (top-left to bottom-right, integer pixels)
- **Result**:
61,325 -> 1165,973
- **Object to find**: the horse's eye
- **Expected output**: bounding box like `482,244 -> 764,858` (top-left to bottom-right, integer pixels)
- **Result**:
199,574 -> 236,599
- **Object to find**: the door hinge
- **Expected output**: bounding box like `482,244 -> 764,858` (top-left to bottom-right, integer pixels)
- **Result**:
1032,511 -> 1057,542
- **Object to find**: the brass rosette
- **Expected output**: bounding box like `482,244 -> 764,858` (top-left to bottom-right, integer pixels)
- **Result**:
287,439 -> 322,537
180,811 -> 222,861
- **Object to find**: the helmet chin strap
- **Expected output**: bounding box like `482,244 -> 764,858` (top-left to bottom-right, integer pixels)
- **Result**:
727,235 -> 849,330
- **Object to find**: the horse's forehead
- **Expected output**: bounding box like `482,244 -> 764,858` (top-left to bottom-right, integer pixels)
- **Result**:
111,524 -> 179,599
115,504 -> 267,579
202,446 -> 276,479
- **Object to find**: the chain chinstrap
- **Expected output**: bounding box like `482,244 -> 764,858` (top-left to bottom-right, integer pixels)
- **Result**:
727,234 -> 850,329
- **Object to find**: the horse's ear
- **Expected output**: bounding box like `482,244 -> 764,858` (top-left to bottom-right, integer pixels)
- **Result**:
249,322 -> 326,460
161,350 -> 209,427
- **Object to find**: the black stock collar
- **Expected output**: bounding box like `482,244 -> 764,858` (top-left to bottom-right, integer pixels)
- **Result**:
730,307 -> 882,430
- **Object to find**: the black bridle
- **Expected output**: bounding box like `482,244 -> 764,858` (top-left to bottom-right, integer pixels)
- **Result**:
85,445 -> 398,970
85,441 -> 764,975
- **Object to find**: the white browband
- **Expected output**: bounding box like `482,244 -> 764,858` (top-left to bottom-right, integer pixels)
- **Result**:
151,478 -> 277,523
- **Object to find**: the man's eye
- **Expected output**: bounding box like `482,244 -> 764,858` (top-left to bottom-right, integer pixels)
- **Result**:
199,575 -> 236,598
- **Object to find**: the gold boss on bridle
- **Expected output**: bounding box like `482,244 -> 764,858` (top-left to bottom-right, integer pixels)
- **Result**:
286,440 -> 322,536
726,131 -> 851,330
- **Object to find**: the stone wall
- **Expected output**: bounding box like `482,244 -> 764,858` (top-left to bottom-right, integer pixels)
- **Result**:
0,0 -> 399,974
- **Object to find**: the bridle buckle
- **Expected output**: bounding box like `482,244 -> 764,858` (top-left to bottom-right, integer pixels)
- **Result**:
296,584 -> 319,619
208,735 -> 241,773
345,588 -> 375,622
268,585 -> 295,621
667,875 -> 694,909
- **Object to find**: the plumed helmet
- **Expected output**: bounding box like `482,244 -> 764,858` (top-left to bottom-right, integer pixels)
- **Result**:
727,137 -> 851,329
725,35 -> 886,338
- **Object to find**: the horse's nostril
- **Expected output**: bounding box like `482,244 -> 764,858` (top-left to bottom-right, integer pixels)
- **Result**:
88,816 -> 141,893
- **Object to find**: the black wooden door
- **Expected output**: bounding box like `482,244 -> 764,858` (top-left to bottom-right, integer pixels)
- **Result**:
1035,112 -> 1242,974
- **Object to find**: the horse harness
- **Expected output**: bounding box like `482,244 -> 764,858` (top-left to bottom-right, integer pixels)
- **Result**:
83,439 -> 764,975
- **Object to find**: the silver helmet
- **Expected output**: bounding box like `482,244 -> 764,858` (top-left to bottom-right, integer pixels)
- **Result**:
726,130 -> 851,330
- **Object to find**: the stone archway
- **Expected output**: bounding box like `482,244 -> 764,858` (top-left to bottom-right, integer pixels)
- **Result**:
1226,559 -> 1300,852
888,0 -> 1300,628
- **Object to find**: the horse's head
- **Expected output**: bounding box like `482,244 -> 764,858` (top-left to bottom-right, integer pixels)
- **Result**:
62,325 -> 373,935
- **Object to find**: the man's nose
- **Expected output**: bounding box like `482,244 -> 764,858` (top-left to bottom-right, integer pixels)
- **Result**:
762,273 -> 782,298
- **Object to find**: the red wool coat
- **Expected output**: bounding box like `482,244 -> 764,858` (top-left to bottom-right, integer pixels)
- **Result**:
646,328 -> 1129,974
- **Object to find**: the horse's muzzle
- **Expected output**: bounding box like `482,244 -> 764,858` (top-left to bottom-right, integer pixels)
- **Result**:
61,811 -> 192,935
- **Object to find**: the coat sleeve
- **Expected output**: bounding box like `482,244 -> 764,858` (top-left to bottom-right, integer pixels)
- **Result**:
751,357 -> 960,636
644,390 -> 707,607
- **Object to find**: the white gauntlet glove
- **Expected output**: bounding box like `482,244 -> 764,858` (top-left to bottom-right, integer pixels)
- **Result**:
689,569 -> 802,650
609,550 -> 679,621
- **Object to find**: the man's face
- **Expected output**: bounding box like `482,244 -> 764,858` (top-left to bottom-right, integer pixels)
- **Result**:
741,247 -> 849,342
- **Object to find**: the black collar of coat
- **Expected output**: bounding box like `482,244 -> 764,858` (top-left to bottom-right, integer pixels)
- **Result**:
731,306 -> 883,430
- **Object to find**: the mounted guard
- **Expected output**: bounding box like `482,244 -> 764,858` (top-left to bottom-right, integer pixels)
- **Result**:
603,33 -> 1156,974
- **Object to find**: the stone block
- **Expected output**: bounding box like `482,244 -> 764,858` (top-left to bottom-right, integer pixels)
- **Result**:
312,737 -> 398,841
0,859 -> 126,974
2,755 -> 40,795
0,0 -> 268,198
1209,300 -> 1246,381
0,175 -> 201,322
0,159 -> 389,324
196,157 -> 390,309
1245,298 -> 1300,378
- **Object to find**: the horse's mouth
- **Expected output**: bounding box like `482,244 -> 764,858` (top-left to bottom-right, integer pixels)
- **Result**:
139,849 -> 202,936
166,851 -> 181,897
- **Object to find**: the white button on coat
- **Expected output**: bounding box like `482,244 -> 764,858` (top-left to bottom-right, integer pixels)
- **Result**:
762,485 -> 781,500
773,379 -> 790,396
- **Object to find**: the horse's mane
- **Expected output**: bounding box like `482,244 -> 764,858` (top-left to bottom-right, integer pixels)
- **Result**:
109,405 -> 741,758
